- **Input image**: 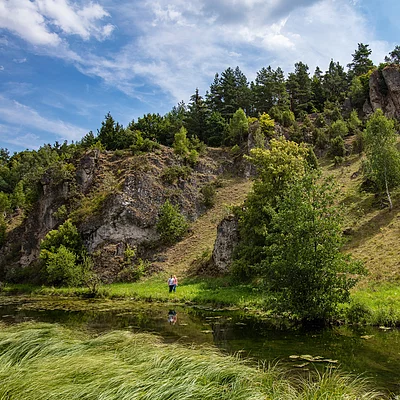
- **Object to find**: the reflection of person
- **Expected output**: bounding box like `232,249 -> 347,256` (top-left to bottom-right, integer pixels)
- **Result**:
168,310 -> 177,325
172,275 -> 178,292
168,275 -> 175,293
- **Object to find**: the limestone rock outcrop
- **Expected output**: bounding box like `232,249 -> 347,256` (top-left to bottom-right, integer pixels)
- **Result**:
212,215 -> 240,273
367,65 -> 400,119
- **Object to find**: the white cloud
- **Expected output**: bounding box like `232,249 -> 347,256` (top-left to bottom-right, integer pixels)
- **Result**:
0,66 -> 4,71
0,0 -> 113,46
0,0 -> 393,107
12,58 -> 27,63
0,95 -> 88,141
0,125 -> 41,150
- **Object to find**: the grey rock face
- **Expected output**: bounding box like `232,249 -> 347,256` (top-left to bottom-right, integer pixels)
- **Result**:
212,215 -> 240,273
368,66 -> 400,120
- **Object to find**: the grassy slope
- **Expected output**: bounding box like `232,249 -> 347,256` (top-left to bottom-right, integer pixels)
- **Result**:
153,177 -> 252,277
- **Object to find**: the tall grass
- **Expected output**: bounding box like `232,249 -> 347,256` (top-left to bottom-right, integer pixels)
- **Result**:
0,323 -> 384,399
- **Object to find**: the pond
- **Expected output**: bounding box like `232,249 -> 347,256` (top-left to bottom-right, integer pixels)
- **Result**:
1,296 -> 399,396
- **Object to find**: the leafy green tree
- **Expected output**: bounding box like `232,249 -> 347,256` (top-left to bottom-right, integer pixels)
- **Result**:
40,220 -> 86,286
11,181 -> 25,209
347,43 -> 374,77
156,200 -> 188,244
259,113 -> 275,138
45,245 -> 81,286
173,127 -> 191,157
233,139 -> 310,277
262,172 -> 364,321
227,108 -> 248,145
363,109 -> 400,210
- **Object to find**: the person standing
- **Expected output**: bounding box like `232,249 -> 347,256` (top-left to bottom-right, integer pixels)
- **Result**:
172,275 -> 178,292
168,275 -> 175,293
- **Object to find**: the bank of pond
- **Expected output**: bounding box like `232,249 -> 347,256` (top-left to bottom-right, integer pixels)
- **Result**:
0,295 -> 399,399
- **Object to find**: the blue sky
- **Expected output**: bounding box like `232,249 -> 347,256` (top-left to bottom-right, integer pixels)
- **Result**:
0,0 -> 398,153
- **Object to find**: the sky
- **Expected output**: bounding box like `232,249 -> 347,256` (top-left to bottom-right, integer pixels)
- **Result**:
0,0 -> 399,153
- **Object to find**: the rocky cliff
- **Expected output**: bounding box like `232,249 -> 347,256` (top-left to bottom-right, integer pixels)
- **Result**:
0,146 -> 236,282
365,65 -> 400,119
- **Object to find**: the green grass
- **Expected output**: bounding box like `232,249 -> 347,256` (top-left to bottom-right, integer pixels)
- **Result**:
345,283 -> 400,326
0,323 -> 384,400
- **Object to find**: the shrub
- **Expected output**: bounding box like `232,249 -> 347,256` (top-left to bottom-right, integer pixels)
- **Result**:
161,166 -> 192,184
201,183 -> 217,208
156,200 -> 188,244
0,214 -> 6,247
45,245 -> 82,287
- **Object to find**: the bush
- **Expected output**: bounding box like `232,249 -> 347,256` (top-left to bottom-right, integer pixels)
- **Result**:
161,166 -> 192,184
0,214 -> 6,247
201,183 -> 216,208
45,245 -> 82,286
156,200 -> 188,244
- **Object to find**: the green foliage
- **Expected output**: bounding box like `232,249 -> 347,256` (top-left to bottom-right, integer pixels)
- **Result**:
233,139 -> 310,278
329,136 -> 346,157
0,192 -> 11,214
281,110 -> 295,127
40,220 -> 85,286
161,166 -> 192,184
124,245 -> 136,263
348,43 -> 374,77
0,214 -> 6,247
53,205 -> 68,221
330,119 -> 349,138
363,109 -> 400,208
45,245 -> 82,287
227,108 -> 249,145
258,113 -> 275,137
286,61 -> 313,116
11,181 -> 26,209
385,45 -> 400,64
201,183 -> 217,208
156,200 -> 188,244
261,173 -> 364,321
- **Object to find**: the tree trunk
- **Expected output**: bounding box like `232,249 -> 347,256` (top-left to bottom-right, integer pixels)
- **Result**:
385,167 -> 393,212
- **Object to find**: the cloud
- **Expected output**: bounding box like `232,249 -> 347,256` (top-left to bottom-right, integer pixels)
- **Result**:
0,95 -> 89,142
0,66 -> 4,71
0,125 -> 41,150
12,58 -> 27,63
0,0 -> 114,46
0,0 -> 393,109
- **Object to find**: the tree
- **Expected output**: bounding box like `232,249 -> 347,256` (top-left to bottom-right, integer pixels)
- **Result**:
156,200 -> 188,244
323,60 -> 348,104
185,89 -> 210,142
363,109 -> 400,211
384,45 -> 400,64
347,43 -> 374,77
233,139 -> 310,277
286,62 -> 313,116
262,172 -> 364,321
227,108 -> 248,145
252,66 -> 288,115
206,67 -> 250,119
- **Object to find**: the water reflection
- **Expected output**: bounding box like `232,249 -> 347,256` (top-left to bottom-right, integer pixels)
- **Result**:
0,297 -> 399,395
168,310 -> 177,325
